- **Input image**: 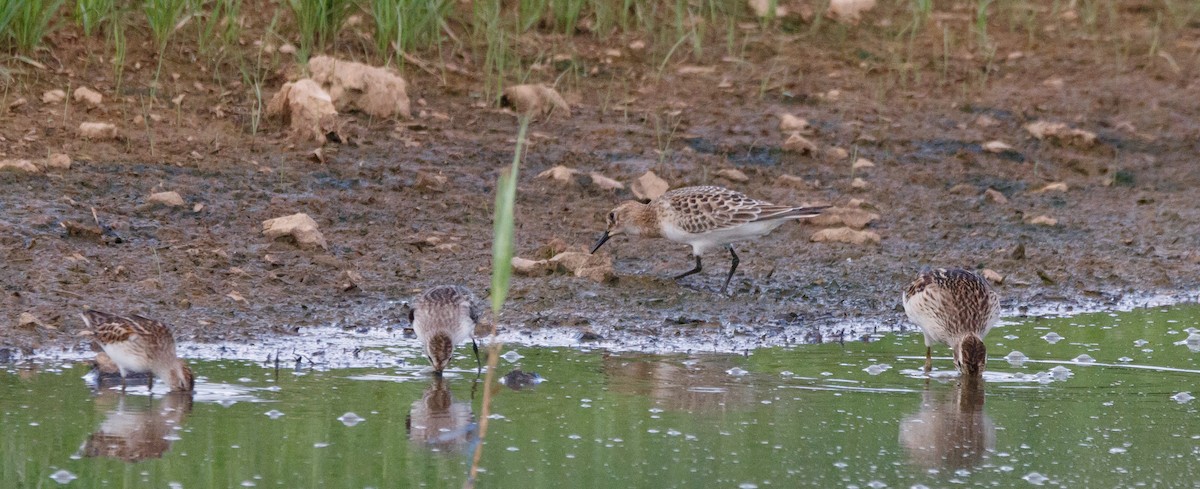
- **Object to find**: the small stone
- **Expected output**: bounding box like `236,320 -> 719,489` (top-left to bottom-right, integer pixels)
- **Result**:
984,188 -> 1008,204
981,268 -> 1004,284
1036,182 -> 1068,193
261,213 -> 328,250
974,115 -> 1000,127
782,133 -> 817,154
536,165 -> 578,184
73,86 -> 103,107
1025,120 -> 1097,147
776,174 -> 812,189
42,89 -> 66,104
511,257 -> 552,277
850,177 -> 869,190
631,171 -> 669,200
715,168 -> 749,182
851,158 -> 875,170
807,206 -> 879,229
1028,215 -> 1058,226
825,146 -> 849,160
588,172 -> 624,190
79,122 -> 118,139
45,153 -> 71,170
279,43 -> 296,54
778,114 -> 811,133
0,159 -> 40,173
982,140 -> 1013,153
148,191 -> 185,207
810,227 -> 881,245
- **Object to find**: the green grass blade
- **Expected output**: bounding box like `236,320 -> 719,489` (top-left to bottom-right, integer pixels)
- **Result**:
490,116 -> 530,314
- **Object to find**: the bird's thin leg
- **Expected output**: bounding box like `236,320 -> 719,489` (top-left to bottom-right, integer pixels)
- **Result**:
472,339 -> 482,373
721,245 -> 740,294
924,346 -> 933,373
147,373 -> 154,393
674,255 -> 703,280
120,375 -> 127,392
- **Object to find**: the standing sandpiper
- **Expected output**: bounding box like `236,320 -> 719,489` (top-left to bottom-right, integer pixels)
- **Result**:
902,268 -> 1000,377
79,310 -> 195,392
410,285 -> 482,374
590,185 -> 828,293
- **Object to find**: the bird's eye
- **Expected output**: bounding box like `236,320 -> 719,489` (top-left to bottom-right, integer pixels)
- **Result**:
607,212 -> 616,222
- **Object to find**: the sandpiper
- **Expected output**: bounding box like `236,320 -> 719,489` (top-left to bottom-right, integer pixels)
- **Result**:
590,185 -> 828,293
410,285 -> 482,374
902,268 -> 999,377
79,310 -> 195,392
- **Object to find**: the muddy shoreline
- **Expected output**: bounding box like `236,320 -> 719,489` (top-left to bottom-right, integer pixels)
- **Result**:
4,4 -> 1200,355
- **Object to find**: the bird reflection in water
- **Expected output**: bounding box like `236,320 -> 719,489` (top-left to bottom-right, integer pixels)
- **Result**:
602,354 -> 756,413
898,378 -> 995,471
79,391 -> 193,462
406,376 -> 477,453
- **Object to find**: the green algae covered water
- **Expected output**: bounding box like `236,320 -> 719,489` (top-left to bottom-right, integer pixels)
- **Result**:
3,305 -> 1199,488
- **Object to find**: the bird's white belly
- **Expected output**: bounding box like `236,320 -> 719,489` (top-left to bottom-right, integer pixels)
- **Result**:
661,220 -> 785,255
103,342 -> 153,374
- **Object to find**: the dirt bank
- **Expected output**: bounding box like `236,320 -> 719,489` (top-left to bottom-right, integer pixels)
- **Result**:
3,3 -> 1200,353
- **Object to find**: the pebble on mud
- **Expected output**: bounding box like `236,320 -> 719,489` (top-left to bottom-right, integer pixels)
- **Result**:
266,79 -> 340,143
511,257 -> 554,277
17,312 -> 54,330
1024,120 -> 1097,147
502,84 -> 571,119
1036,182 -> 1068,193
825,146 -> 850,160
79,122 -> 118,140
981,268 -> 1004,285
852,158 -> 874,170
0,159 -> 40,173
73,87 -> 103,108
850,177 -> 869,190
778,114 -> 811,134
827,0 -> 876,24
308,56 -> 411,119
808,206 -> 879,229
715,168 -> 749,183
45,153 -> 71,170
782,133 -> 817,154
777,174 -> 816,189
1027,215 -> 1058,226
536,165 -> 579,184
551,251 -> 615,283
588,172 -> 625,190
262,213 -> 328,250
631,171 -> 669,200
810,227 -> 881,245
42,89 -> 65,104
984,188 -> 1008,204
982,140 -> 1013,153
147,191 -> 185,207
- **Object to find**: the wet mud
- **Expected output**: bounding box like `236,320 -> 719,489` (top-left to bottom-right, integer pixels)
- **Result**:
3,5 -> 1200,357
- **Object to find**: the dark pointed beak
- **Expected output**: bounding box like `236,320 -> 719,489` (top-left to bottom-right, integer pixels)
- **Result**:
590,231 -> 611,254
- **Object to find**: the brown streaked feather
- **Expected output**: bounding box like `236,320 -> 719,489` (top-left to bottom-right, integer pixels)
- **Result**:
428,333 -> 454,370
658,186 -> 826,234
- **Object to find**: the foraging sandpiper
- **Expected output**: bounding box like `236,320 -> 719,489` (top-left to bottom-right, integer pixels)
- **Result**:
410,285 -> 482,374
79,310 -> 195,392
590,185 -> 828,293
902,268 -> 999,377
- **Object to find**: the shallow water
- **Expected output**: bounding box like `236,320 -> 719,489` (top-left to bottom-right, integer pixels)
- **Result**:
4,305 -> 1199,488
